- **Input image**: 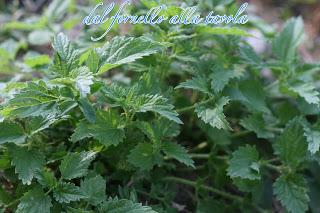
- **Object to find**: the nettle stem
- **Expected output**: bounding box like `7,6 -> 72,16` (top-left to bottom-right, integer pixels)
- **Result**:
190,141 -> 208,152
4,185 -> 57,210
45,186 -> 55,196
261,161 -> 282,173
4,199 -> 20,209
177,97 -> 215,113
189,154 -> 282,173
163,176 -> 243,201
162,176 -> 265,213
188,153 -> 228,161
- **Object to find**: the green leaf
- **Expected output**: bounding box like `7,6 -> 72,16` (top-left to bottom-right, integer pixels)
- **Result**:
232,178 -> 261,194
51,33 -> 79,77
210,66 -> 243,93
1,81 -> 62,118
71,110 -> 125,147
157,118 -> 180,138
128,143 -> 159,170
78,98 -> 96,124
273,17 -> 304,63
304,128 -> 320,155
195,97 -> 231,130
240,46 -> 263,68
240,114 -> 275,139
98,197 -> 157,213
53,182 -> 85,203
25,112 -> 65,136
81,175 -> 106,205
70,67 -> 94,98
16,187 -> 52,213
228,80 -> 269,113
227,145 -> 261,180
136,94 -> 182,124
176,75 -> 211,95
59,151 -> 96,180
273,175 -> 309,213
0,121 -> 26,144
86,50 -> 99,73
162,142 -> 194,167
273,118 -> 307,169
135,121 -> 159,142
11,147 -> 45,185
135,119 -> 180,142
35,169 -> 57,188
97,36 -> 165,74
102,85 -> 182,124
288,82 -> 320,105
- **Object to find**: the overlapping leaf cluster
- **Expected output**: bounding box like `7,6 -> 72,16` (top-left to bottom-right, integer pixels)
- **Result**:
0,31 -> 194,212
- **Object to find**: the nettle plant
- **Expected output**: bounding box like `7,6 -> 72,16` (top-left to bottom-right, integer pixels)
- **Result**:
0,11 -> 320,213
0,32 -> 194,212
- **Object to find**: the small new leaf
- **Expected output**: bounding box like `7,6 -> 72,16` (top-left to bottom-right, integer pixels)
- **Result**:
195,97 -> 231,130
210,66 -> 242,93
86,50 -> 99,73
137,94 -> 182,124
304,127 -> 320,155
162,142 -> 194,167
51,33 -> 79,76
176,75 -> 211,95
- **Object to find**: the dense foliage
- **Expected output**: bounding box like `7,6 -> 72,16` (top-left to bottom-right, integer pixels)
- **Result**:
1,0 -> 320,212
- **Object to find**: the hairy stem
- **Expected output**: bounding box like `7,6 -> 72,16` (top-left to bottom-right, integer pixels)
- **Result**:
163,176 -> 243,201
162,176 -> 265,212
189,154 -> 228,161
177,97 -> 214,113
